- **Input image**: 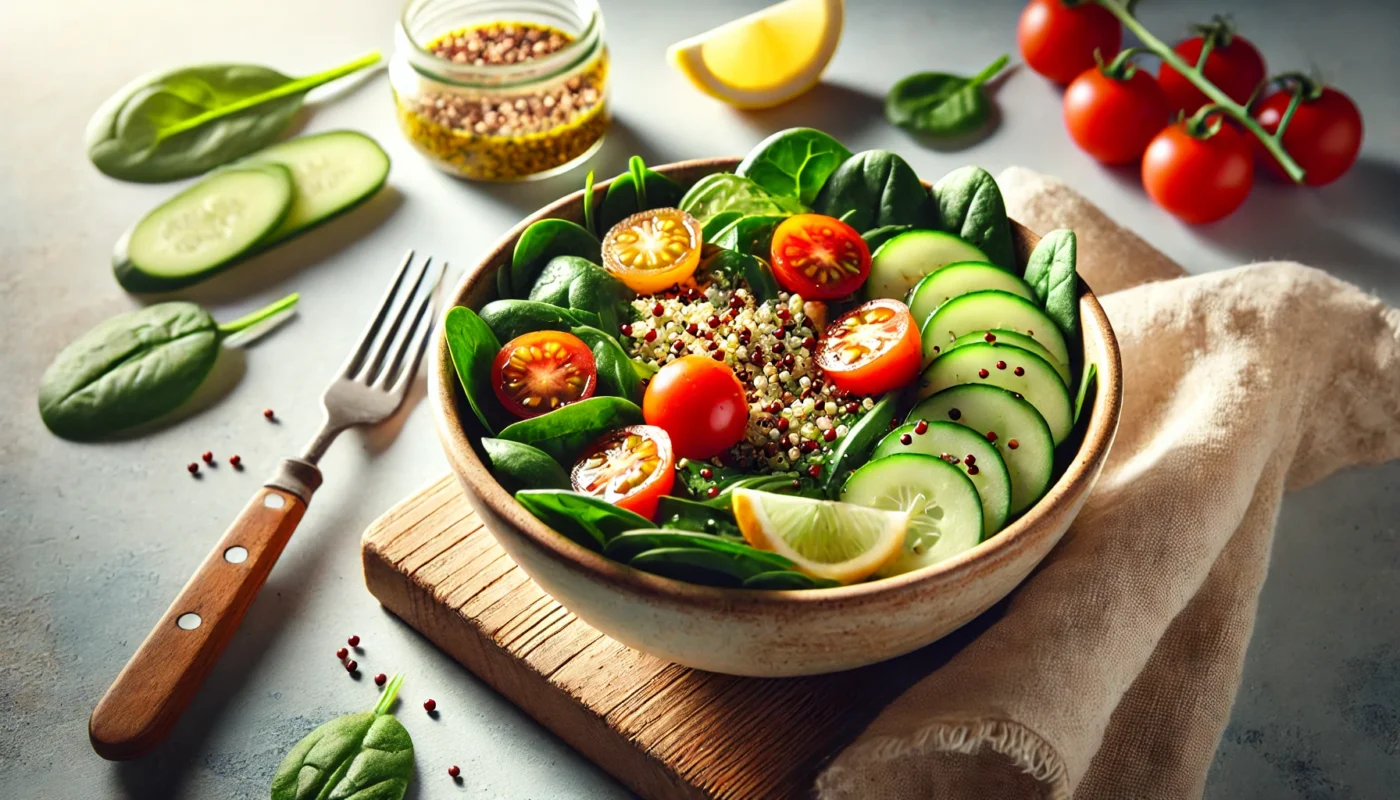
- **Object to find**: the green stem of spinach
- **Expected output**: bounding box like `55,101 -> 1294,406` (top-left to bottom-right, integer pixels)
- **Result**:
1084,0 -> 1306,183
373,674 -> 405,715
216,292 -> 300,335
970,53 -> 1010,87
154,51 -> 382,144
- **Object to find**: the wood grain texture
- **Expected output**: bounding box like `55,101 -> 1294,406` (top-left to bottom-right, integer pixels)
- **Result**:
363,476 -> 998,800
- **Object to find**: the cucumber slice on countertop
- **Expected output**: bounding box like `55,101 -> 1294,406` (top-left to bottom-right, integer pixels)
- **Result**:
906,261 -> 1037,330
942,329 -> 1071,387
242,130 -> 390,245
863,230 -> 988,302
873,421 -> 1010,538
910,384 -> 1054,516
840,452 -> 984,577
919,342 -> 1073,445
921,290 -> 1070,367
114,164 -> 295,292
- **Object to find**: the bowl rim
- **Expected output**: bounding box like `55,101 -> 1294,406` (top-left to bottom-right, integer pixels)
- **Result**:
431,156 -> 1123,611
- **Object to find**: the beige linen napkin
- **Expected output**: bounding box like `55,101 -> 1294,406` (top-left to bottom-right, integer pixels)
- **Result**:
816,168 -> 1400,800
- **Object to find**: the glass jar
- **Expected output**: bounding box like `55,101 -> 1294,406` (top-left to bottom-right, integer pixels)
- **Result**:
390,0 -> 609,181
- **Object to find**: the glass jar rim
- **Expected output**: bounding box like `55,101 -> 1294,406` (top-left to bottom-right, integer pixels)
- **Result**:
397,0 -> 603,88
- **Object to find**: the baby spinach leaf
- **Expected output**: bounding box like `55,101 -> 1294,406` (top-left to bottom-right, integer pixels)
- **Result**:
1022,229 -> 1080,339
607,530 -> 793,570
509,219 -> 600,299
655,496 -> 743,538
863,225 -> 912,252
822,392 -> 901,498
572,326 -> 643,404
497,396 -> 643,463
515,490 -> 653,550
481,438 -> 571,492
444,306 -> 510,435
478,299 -> 596,343
932,165 -> 1015,271
87,52 -> 380,183
702,211 -> 745,241
270,674 -> 412,800
711,215 -> 786,258
38,294 -> 298,441
527,256 -> 633,337
736,127 -> 853,206
885,54 -> 1009,137
526,256 -> 587,307
812,150 -> 936,234
628,547 -> 773,587
743,571 -> 840,590
679,173 -> 804,227
597,162 -> 685,232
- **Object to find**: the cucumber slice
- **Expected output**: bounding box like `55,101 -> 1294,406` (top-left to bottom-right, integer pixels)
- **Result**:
943,329 -> 1072,386
873,421 -> 1010,538
910,385 -> 1054,515
243,130 -> 390,245
921,290 -> 1070,367
114,165 -> 294,292
840,453 -> 984,577
906,261 -> 1037,329
864,230 -> 988,302
919,342 -> 1073,444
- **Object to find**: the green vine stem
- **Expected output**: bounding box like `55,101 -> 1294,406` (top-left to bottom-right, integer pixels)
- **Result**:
217,293 -> 300,336
373,674 -> 405,715
1100,46 -> 1157,79
1084,0 -> 1307,182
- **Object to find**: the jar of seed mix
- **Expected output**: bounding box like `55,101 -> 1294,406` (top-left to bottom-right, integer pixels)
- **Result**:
390,0 -> 608,181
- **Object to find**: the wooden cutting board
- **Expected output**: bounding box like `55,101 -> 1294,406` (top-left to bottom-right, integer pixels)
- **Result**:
362,475 -> 996,800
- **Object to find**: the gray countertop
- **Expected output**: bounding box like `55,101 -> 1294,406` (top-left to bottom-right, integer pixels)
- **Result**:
2,0 -> 1396,797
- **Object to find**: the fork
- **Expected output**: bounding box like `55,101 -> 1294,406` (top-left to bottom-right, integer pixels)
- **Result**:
89,251 -> 446,761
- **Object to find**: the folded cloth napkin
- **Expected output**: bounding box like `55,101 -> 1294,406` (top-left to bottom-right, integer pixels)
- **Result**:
816,168 -> 1400,800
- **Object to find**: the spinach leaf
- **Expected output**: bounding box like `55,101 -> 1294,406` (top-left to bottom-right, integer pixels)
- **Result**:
38,294 -> 298,441
701,211 -> 745,241
509,219 -> 600,298
270,674 -> 412,800
88,53 -> 380,183
582,170 -> 598,235
515,489 -> 653,550
597,160 -> 686,232
736,127 -> 853,206
444,306 -> 510,435
743,571 -> 840,590
1021,229 -> 1080,339
529,256 -> 634,337
1075,362 -> 1097,425
863,225 -> 911,252
711,215 -> 787,258
605,529 -> 788,567
822,391 -> 901,498
931,165 -> 1015,271
886,54 -> 1009,137
572,326 -> 643,404
696,248 -> 781,303
655,496 -> 743,538
497,396 -> 643,463
629,547 -> 779,587
478,299 -> 595,343
812,150 -> 936,234
678,173 -> 804,226
481,438 -> 571,492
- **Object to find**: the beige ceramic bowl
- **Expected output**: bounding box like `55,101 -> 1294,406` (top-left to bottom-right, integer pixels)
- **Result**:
432,158 -> 1122,677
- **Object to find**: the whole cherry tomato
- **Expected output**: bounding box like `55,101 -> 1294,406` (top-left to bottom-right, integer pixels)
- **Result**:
1254,86 -> 1363,186
1142,119 -> 1254,224
815,299 -> 922,396
1063,65 -> 1170,164
1018,0 -> 1121,85
642,355 -> 748,460
1158,32 -> 1266,114
571,425 -> 676,520
491,330 -> 597,418
769,214 -> 871,300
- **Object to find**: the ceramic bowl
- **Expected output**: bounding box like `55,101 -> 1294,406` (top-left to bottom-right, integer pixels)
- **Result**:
431,158 -> 1122,677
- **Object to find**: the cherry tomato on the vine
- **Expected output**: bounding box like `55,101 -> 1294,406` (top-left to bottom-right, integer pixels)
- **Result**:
1142,120 -> 1254,224
1017,0 -> 1121,85
815,299 -> 922,396
1063,66 -> 1170,164
769,214 -> 871,300
642,355 -> 748,460
1254,87 -> 1363,186
1158,34 -> 1266,114
491,330 -> 597,418
571,425 -> 676,520
602,208 -> 703,294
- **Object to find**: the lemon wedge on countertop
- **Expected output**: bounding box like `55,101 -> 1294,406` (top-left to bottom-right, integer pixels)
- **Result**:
732,488 -> 907,584
667,0 -> 844,109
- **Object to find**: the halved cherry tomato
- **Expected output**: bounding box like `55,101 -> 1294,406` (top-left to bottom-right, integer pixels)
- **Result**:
769,214 -> 871,300
642,355 -> 748,460
602,208 -> 703,294
571,425 -> 676,520
815,299 -> 921,396
491,330 -> 597,419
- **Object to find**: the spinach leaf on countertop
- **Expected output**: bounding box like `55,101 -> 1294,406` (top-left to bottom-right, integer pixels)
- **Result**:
270,674 -> 413,800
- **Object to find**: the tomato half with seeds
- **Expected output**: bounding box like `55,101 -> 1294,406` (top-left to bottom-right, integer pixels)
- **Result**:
815,299 -> 921,396
602,208 -> 703,294
491,330 -> 597,419
571,425 -> 676,519
769,214 -> 871,300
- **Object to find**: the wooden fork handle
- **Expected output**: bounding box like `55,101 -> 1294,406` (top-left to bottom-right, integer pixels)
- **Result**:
89,458 -> 322,760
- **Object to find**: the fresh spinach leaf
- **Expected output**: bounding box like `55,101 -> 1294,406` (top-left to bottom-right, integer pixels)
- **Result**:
628,547 -> 778,587
270,674 -> 413,800
605,529 -> 789,568
597,162 -> 685,232
822,391 -> 901,498
509,219 -> 600,298
444,306 -> 511,435
863,225 -> 912,252
701,210 -> 745,241
931,165 -> 1015,271
529,256 -> 634,337
88,52 -> 380,183
735,127 -> 853,206
1022,229 -> 1080,339
711,215 -> 786,258
481,438 -> 571,492
478,299 -> 596,343
497,396 -> 643,463
515,489 -> 653,550
38,294 -> 298,441
812,150 -> 936,234
697,248 -> 781,303
655,496 -> 742,538
743,571 -> 840,590
678,173 -> 804,227
885,54 -> 1009,137
1075,362 -> 1097,425
572,326 -> 643,404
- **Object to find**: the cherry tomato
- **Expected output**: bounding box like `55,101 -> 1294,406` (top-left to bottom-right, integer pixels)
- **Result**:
1018,0 -> 1121,85
815,299 -> 922,396
642,356 -> 748,460
769,214 -> 871,300
1142,120 -> 1254,224
1063,66 -> 1170,164
571,425 -> 676,520
602,208 -> 703,294
1158,34 -> 1266,114
1254,87 -> 1363,186
490,330 -> 597,419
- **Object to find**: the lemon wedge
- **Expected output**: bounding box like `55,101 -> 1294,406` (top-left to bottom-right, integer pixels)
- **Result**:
732,488 -> 907,584
667,0 -> 844,109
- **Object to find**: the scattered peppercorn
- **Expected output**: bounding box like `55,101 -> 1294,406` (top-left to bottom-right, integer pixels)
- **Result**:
1014,366 -> 1025,376
948,408 -> 962,420
337,647 -> 349,660
986,431 -> 998,442
424,699 -> 437,713
699,468 -> 713,479
187,462 -> 199,475
375,673 -> 388,686
348,635 -> 360,647
914,419 -> 929,435
706,486 -> 720,498
996,361 -> 1007,370
448,765 -> 461,778
899,433 -> 913,445
1008,439 -> 1020,450
978,368 -> 990,378
967,464 -> 980,475
228,455 -> 242,469
263,408 -> 275,420
984,332 -> 996,342
345,660 -> 358,673
964,454 -> 976,466
202,451 -> 214,464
